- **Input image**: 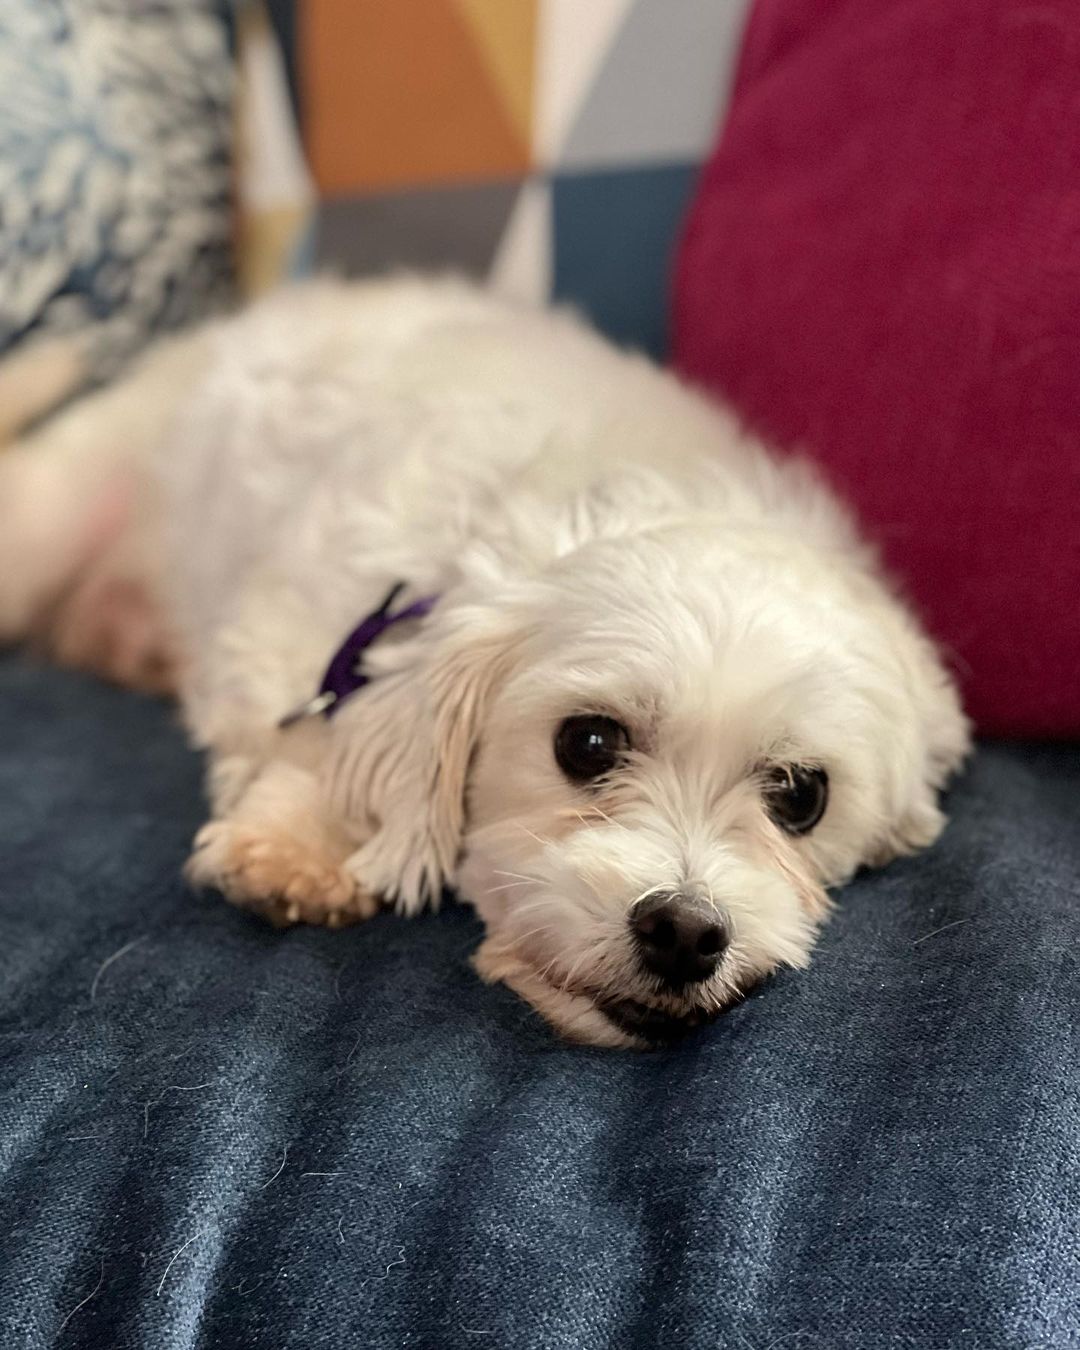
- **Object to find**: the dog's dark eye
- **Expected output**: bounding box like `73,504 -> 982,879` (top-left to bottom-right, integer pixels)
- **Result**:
763,765 -> 829,835
554,715 -> 630,783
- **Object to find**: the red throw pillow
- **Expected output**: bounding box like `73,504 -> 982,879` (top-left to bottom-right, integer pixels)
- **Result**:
673,0 -> 1080,737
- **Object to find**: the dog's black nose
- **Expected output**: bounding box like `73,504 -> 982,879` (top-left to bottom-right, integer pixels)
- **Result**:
630,890 -> 729,988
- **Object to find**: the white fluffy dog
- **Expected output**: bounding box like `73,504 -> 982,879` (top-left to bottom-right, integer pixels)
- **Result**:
0,277 -> 969,1047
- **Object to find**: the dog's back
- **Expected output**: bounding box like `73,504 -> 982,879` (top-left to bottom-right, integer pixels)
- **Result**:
0,275 -> 833,701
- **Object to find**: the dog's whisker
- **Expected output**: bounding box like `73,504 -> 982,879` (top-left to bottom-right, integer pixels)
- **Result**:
503,891 -> 548,907
490,869 -> 543,885
626,881 -> 673,914
559,805 -> 629,834
508,923 -> 557,947
482,880 -> 538,895
555,939 -> 610,996
505,896 -> 555,917
534,933 -> 608,992
514,823 -> 556,848
532,948 -> 565,985
586,804 -> 629,832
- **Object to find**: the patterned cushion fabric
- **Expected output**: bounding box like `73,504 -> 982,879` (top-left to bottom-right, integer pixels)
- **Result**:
672,0 -> 1080,737
0,1 -> 235,393
250,0 -> 751,358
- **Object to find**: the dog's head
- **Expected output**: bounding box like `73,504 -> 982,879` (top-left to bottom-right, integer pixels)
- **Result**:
333,498 -> 968,1048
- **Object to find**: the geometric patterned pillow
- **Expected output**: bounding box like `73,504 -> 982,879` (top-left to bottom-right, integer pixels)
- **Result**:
0,1 -> 235,407
249,0 -> 750,360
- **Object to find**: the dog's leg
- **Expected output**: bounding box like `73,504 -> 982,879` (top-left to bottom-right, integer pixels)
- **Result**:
186,758 -> 380,928
33,534 -> 179,695
0,424 -> 130,645
0,334 -> 202,687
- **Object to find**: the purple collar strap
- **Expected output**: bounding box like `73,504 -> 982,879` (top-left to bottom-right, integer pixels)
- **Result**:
279,582 -> 438,727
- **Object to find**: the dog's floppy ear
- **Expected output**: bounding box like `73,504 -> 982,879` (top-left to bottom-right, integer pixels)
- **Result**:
329,604 -> 520,913
869,620 -> 971,865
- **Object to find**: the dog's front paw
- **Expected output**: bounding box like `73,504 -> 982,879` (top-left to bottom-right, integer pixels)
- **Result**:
186,822 -> 381,929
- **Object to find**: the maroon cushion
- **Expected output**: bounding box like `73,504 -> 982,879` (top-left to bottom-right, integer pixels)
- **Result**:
673,0 -> 1080,736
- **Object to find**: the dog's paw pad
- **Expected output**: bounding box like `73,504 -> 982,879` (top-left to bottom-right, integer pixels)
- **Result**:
186,822 -> 379,928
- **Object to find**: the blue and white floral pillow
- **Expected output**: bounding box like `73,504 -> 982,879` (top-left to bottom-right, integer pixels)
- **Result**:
0,1 -> 235,393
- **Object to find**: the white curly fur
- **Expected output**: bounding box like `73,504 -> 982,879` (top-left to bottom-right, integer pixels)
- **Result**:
0,276 -> 970,1047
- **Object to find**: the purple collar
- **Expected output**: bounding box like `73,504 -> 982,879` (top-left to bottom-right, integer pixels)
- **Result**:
279,582 -> 438,727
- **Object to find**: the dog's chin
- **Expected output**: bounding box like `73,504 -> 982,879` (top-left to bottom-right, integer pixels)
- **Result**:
473,938 -> 750,1050
592,995 -> 722,1046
